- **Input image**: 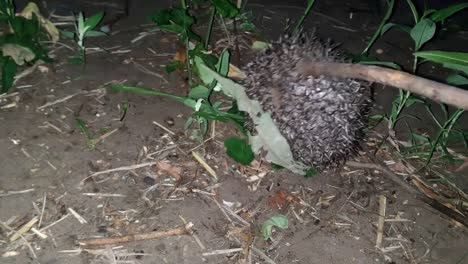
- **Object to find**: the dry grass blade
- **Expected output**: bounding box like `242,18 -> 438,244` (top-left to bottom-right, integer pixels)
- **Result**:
192,151 -> 218,181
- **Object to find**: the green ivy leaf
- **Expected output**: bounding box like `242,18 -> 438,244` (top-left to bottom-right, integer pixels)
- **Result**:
224,136 -> 254,165
261,215 -> 288,241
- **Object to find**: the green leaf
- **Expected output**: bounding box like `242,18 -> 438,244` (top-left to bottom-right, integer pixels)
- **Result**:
261,215 -> 288,241
150,9 -> 172,25
358,60 -> 401,70
442,63 -> 468,76
240,21 -> 256,32
381,23 -> 411,35
421,9 -> 436,19
251,40 -> 270,51
1,57 -> 17,93
216,49 -> 230,76
84,30 -> 107,37
188,85 -> 210,100
158,23 -> 185,35
195,56 -> 215,84
430,3 -> 468,23
410,18 -> 436,50
75,118 -> 92,139
414,50 -> 468,67
61,30 -> 75,39
78,12 -> 85,33
405,95 -> 425,107
446,74 -> 468,86
184,116 -> 194,130
212,0 -> 239,18
411,132 -> 430,145
224,137 -> 255,165
151,8 -> 195,28
84,11 -> 105,31
405,0 -> 419,23
165,60 -> 184,73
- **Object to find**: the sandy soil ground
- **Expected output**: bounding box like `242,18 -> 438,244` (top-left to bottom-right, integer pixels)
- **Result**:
1,0 -> 467,263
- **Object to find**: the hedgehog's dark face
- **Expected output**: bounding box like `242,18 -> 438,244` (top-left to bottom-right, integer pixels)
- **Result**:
242,33 -> 371,171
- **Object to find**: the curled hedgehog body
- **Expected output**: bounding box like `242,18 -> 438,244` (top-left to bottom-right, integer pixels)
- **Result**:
242,33 -> 371,171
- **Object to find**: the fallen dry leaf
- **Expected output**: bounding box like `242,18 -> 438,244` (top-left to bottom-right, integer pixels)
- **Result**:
156,161 -> 182,182
268,190 -> 299,209
173,44 -> 186,65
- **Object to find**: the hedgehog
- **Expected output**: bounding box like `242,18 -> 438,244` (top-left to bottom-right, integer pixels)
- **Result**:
241,33 -> 371,171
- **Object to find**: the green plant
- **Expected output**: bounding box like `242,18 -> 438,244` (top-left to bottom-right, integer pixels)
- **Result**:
261,215 -> 288,241
110,50 -> 246,134
75,118 -> 96,149
62,11 -> 106,65
383,2 -> 468,132
293,0 -> 316,34
119,102 -> 129,121
0,0 -> 52,93
144,1 -> 260,157
414,50 -> 468,86
224,136 -> 254,165
356,1 -> 468,168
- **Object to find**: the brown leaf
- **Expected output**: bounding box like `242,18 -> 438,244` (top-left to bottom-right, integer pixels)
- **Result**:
173,44 -> 186,65
156,161 -> 182,181
268,190 -> 299,209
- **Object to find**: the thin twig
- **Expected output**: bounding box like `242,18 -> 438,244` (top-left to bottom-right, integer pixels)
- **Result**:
81,161 -> 157,184
296,61 -> 468,110
78,223 -> 194,248
376,195 -> 387,248
37,92 -> 83,110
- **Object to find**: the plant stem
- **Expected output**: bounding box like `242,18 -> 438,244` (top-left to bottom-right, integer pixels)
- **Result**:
205,7 -> 217,49
184,32 -> 192,87
390,41 -> 418,130
293,0 -> 316,34
179,0 -> 192,86
361,0 -> 395,55
219,15 -> 232,46
425,109 -> 464,166
389,90 -> 411,130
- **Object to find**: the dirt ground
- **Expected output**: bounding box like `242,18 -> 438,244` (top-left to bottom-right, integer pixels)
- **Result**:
1,0 -> 467,263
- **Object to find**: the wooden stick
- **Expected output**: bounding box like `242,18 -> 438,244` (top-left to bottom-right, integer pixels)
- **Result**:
376,195 -> 387,248
296,61 -> 468,110
78,223 -> 193,248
